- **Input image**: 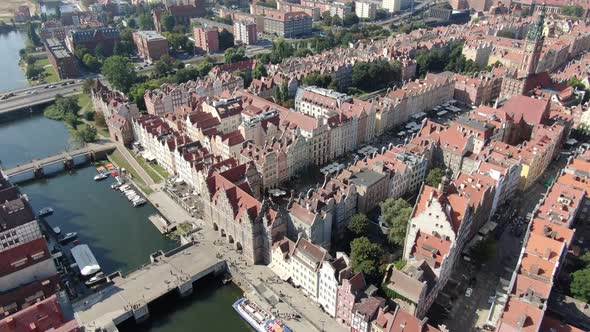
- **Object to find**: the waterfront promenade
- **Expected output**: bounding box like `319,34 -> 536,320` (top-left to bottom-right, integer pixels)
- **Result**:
73,242 -> 225,330
148,187 -> 346,332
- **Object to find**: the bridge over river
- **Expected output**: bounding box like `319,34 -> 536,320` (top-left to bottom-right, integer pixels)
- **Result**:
2,142 -> 117,183
73,242 -> 226,331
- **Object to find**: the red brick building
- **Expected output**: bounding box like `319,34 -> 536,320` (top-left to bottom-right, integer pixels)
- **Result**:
65,27 -> 120,56
45,38 -> 79,79
0,294 -> 79,332
193,27 -> 219,53
133,30 -> 169,62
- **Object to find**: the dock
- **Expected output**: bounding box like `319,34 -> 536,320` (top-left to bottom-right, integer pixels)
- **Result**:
148,214 -> 175,234
73,242 -> 226,331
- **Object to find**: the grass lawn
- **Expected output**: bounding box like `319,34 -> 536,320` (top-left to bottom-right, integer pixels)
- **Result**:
127,149 -> 164,184
36,58 -> 59,83
108,149 -> 153,195
151,163 -> 169,179
77,93 -> 92,113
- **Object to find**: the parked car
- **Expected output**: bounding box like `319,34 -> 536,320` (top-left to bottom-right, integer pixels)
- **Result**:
465,288 -> 473,297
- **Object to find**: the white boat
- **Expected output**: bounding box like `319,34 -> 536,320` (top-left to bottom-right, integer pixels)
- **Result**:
119,185 -> 131,191
133,199 -> 147,207
53,227 -> 61,235
71,244 -> 101,277
85,272 -> 107,287
38,207 -> 54,217
59,232 -> 78,244
94,173 -> 108,181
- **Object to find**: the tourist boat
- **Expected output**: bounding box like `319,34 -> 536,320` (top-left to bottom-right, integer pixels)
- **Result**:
38,207 -> 54,217
53,226 -> 61,235
233,298 -> 269,332
94,173 -> 108,181
233,298 -> 292,332
111,182 -> 122,189
58,232 -> 78,244
85,272 -> 107,287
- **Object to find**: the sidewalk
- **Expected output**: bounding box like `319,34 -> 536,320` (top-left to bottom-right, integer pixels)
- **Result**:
115,144 -> 155,186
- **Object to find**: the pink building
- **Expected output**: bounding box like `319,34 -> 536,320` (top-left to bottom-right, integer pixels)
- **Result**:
193,27 -> 219,53
336,272 -> 366,326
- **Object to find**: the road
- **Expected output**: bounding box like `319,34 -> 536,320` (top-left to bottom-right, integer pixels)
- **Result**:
0,80 -> 84,114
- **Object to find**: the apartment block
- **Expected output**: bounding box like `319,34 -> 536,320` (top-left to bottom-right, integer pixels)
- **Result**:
44,38 -> 79,79
233,20 -> 258,45
354,1 -> 377,20
263,10 -> 312,38
193,27 -> 219,53
133,30 -> 169,62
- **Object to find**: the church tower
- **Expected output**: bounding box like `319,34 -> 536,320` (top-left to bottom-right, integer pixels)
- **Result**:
518,4 -> 545,78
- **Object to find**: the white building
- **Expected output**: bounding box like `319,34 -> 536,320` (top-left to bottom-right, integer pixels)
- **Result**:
318,253 -> 351,317
355,1 -> 377,20
382,0 -> 412,13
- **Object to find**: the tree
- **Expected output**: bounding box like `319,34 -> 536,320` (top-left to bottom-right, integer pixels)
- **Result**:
302,72 -> 333,88
350,237 -> 382,282
24,55 -> 36,66
348,214 -> 370,237
219,29 -> 235,51
74,46 -> 89,60
154,54 -> 176,77
295,48 -> 313,57
95,111 -> 107,127
331,15 -> 342,27
161,12 -> 176,32
127,18 -> 137,29
343,13 -> 359,27
351,59 -> 401,92
470,238 -> 496,263
224,47 -> 246,64
26,23 -> 41,46
43,95 -> 80,120
380,198 -> 412,247
138,13 -> 154,30
75,125 -> 98,143
425,168 -> 445,187
82,78 -> 96,94
101,56 -> 137,93
562,5 -> 584,17
25,65 -> 44,81
81,0 -> 97,8
496,29 -> 515,39
64,112 -> 78,129
82,53 -> 101,72
94,42 -> 106,58
571,268 -> 590,302
252,63 -> 267,80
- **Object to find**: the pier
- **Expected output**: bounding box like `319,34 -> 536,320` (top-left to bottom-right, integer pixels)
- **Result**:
73,242 -> 226,331
2,142 -> 117,183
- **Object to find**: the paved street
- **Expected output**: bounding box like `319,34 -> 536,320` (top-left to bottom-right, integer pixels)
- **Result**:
432,150 -> 571,331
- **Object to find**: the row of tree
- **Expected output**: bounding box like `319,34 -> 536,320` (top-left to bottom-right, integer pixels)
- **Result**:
43,95 -> 97,143
415,41 -> 480,78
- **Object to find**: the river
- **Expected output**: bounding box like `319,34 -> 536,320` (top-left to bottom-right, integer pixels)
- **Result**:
1,117 -> 251,331
0,30 -> 29,92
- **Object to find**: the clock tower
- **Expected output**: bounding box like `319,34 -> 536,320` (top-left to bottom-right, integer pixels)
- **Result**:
518,4 -> 545,78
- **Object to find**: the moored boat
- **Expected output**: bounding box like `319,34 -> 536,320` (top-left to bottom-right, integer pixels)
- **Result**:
38,207 -> 54,217
94,173 -> 108,181
232,298 -> 274,332
58,232 -> 78,244
85,272 -> 107,287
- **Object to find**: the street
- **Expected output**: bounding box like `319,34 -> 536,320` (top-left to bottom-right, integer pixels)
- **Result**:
430,150 -> 570,331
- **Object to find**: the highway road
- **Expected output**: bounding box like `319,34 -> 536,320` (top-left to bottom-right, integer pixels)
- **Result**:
0,80 -> 84,114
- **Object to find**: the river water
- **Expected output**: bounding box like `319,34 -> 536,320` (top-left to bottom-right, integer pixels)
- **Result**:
0,30 -> 29,92
1,103 -> 251,330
